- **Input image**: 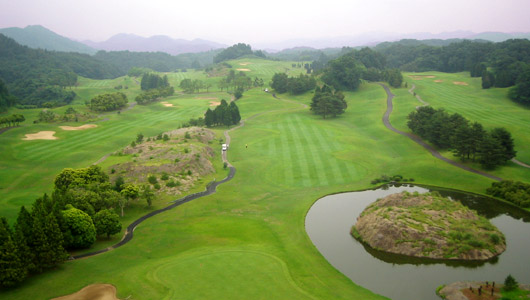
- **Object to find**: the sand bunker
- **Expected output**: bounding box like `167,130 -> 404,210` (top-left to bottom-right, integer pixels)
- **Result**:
434,80 -> 444,83
59,124 -> 98,131
409,75 -> 436,80
195,97 -> 218,100
52,284 -> 120,300
209,101 -> 221,106
453,81 -> 469,86
23,131 -> 58,140
239,62 -> 251,66
161,101 -> 174,107
236,68 -> 251,72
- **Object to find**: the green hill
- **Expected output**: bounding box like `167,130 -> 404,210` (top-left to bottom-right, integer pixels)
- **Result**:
0,25 -> 97,54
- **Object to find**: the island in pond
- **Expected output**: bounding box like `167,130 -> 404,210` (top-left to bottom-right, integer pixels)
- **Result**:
351,191 -> 506,260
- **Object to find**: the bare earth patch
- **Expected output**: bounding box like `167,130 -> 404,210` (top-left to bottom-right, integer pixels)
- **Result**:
236,68 -> 251,72
239,62 -> 251,66
52,284 -> 120,300
409,75 -> 436,80
209,101 -> 221,106
434,80 -> 444,83
22,131 -> 58,140
59,124 -> 98,131
161,101 -> 174,107
453,81 -> 469,86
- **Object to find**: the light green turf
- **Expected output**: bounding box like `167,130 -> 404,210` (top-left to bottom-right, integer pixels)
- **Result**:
1,62 -> 529,299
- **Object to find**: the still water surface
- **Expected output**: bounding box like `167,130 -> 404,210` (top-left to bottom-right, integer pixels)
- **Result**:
305,185 -> 530,300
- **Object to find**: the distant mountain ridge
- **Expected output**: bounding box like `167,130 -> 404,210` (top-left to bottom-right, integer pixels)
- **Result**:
82,33 -> 226,55
0,25 -> 97,54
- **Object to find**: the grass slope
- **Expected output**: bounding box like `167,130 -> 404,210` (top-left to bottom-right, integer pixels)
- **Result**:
1,61 -> 528,299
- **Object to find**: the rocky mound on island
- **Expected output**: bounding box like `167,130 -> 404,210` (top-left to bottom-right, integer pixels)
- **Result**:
351,192 -> 506,260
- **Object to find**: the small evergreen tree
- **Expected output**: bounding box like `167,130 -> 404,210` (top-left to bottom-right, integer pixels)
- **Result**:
504,274 -> 518,291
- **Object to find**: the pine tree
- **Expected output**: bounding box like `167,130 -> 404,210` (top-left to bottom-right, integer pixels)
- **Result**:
229,102 -> 241,125
0,217 -> 27,287
14,206 -> 35,272
204,108 -> 214,127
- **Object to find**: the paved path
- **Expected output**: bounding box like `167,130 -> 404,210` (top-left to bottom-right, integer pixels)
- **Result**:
378,83 -> 502,182
512,158 -> 530,168
408,84 -> 429,108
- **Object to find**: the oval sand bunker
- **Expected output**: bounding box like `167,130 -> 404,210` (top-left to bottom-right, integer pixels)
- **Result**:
52,284 -> 120,300
23,131 -> 58,140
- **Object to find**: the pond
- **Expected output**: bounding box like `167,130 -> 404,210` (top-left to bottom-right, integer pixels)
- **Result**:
305,184 -> 530,300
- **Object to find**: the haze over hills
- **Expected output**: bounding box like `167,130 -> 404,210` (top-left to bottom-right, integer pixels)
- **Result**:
0,25 -> 97,55
82,33 -> 227,55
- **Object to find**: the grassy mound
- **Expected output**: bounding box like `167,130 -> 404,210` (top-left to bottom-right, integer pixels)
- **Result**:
352,192 -> 506,260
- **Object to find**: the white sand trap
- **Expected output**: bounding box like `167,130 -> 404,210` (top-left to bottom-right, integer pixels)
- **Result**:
434,80 -> 444,83
196,97 -> 218,100
236,68 -> 251,72
52,284 -> 120,300
161,101 -> 174,107
453,81 -> 469,86
409,75 -> 435,80
23,131 -> 58,140
59,124 -> 98,131
209,101 -> 221,106
239,62 -> 251,66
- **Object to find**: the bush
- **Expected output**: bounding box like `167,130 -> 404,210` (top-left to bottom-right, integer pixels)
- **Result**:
148,175 -> 158,184
154,183 -> 161,190
504,274 -> 518,291
161,173 -> 169,180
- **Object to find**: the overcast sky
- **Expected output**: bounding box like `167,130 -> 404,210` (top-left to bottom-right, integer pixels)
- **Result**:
1,0 -> 529,44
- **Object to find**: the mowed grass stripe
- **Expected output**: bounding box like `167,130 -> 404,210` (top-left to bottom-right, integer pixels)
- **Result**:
292,115 -> 329,186
307,124 -> 346,185
275,122 -> 295,187
319,129 -> 355,183
284,116 -> 313,187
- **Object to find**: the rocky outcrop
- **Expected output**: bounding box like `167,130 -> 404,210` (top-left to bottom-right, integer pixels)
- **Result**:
352,192 -> 506,260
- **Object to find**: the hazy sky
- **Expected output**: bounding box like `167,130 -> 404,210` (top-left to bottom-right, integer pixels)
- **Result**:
1,0 -> 529,44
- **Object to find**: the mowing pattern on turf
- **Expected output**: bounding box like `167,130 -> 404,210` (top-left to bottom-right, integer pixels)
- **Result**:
262,114 -> 359,187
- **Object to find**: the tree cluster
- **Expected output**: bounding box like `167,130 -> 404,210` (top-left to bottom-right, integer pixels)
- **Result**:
217,70 -> 255,92
204,100 -> 241,127
508,67 -> 530,105
127,67 -> 154,77
213,43 -> 254,63
179,79 -> 212,93
86,92 -> 128,112
310,85 -> 347,119
271,73 -> 316,94
0,114 -> 25,127
487,181 -> 530,208
135,86 -> 175,105
408,106 -> 516,169
140,73 -> 169,91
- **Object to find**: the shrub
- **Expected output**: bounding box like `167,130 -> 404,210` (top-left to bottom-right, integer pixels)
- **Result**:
154,183 -> 161,190
504,274 -> 518,291
161,173 -> 169,180
148,175 -> 158,184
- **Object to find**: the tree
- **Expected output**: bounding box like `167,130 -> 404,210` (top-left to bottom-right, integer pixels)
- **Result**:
310,85 -> 347,118
136,133 -> 144,144
141,185 -> 155,207
504,274 -> 518,291
508,68 -> 530,105
60,205 -> 96,249
321,52 -> 364,90
477,134 -> 506,169
271,73 -> 289,93
0,217 -> 27,287
120,183 -> 139,216
229,101 -> 241,125
13,206 -> 35,272
204,108 -> 214,127
481,70 -> 495,89
93,209 -> 122,238
490,127 -> 517,162
87,92 -> 128,112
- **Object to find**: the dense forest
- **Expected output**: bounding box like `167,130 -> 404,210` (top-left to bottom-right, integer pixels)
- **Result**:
0,34 -> 121,107
487,180 -> 530,208
0,78 -> 16,111
213,43 -> 265,63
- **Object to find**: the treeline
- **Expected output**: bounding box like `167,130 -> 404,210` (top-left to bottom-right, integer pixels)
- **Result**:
320,48 -> 403,90
0,114 -> 25,127
204,100 -> 241,127
408,106 -> 516,169
86,92 -> 128,112
310,85 -> 347,118
487,181 -> 530,208
271,73 -> 316,94
36,107 -> 90,123
0,34 -> 122,107
94,50 -> 219,74
135,87 -> 174,105
140,73 -> 170,91
217,70 -> 262,94
180,79 -> 213,93
213,43 -> 265,63
0,166 -> 129,287
0,78 -> 16,111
